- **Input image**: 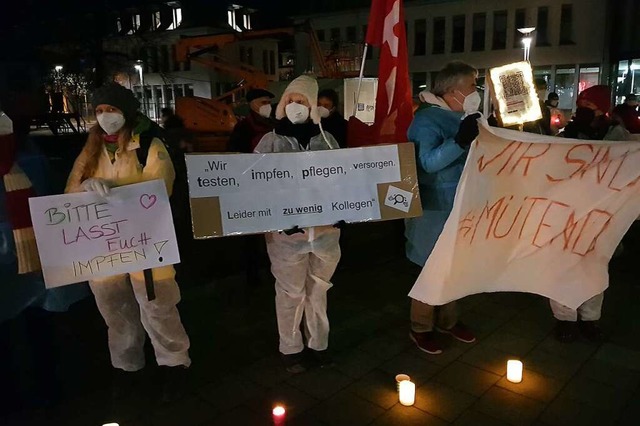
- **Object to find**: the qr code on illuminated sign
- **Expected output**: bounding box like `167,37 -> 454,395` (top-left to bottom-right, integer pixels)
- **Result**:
499,71 -> 527,97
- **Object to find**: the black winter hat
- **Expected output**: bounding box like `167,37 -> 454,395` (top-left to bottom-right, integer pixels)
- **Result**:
91,82 -> 140,118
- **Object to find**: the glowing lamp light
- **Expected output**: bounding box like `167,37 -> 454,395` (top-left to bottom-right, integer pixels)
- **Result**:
102,423 -> 119,426
507,360 -> 523,383
272,405 -> 286,425
54,65 -> 63,72
399,380 -> 416,406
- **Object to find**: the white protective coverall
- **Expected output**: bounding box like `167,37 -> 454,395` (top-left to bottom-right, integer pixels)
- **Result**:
66,132 -> 191,371
255,130 -> 341,355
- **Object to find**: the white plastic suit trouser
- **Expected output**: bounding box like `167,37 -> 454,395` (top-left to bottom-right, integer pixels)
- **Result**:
265,226 -> 341,355
89,268 -> 191,372
549,292 -> 604,322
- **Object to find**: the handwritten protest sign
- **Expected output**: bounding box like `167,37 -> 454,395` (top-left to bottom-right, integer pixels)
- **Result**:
186,144 -> 421,237
29,180 -> 180,288
409,123 -> 640,309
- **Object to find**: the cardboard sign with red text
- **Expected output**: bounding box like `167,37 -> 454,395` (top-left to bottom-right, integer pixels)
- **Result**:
409,122 -> 640,309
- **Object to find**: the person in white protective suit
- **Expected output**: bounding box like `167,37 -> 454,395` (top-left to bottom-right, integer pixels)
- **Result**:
254,75 -> 341,373
65,83 -> 190,402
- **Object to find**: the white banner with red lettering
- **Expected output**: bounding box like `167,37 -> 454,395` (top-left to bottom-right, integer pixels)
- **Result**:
409,122 -> 640,309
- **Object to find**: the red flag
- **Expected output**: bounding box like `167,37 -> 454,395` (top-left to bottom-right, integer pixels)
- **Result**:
348,0 -> 413,147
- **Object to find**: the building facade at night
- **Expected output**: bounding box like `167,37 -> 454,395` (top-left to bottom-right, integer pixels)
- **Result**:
298,0 -> 610,111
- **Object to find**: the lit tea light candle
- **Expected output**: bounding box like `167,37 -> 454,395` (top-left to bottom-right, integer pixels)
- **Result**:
507,360 -> 523,383
272,405 -> 286,425
395,374 -> 410,391
398,380 -> 415,406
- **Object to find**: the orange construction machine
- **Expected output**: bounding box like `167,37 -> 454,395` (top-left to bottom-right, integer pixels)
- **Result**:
174,23 -> 360,152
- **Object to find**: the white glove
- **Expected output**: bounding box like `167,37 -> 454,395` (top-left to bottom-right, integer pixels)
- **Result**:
81,178 -> 111,197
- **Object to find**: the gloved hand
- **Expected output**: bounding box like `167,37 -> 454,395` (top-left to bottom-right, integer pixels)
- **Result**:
283,226 -> 305,236
81,178 -> 111,197
454,113 -> 481,148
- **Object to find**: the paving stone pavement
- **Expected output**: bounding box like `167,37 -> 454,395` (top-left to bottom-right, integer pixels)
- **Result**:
2,221 -> 640,426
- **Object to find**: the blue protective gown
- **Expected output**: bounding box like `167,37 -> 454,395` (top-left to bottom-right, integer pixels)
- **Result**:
405,94 -> 466,267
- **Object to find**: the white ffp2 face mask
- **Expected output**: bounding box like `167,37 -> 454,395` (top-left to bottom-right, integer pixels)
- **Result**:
97,112 -> 126,135
318,106 -> 331,119
458,90 -> 481,114
285,102 -> 310,124
258,104 -> 272,118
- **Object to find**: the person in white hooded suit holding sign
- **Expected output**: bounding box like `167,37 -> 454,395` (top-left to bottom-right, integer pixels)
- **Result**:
254,75 -> 341,373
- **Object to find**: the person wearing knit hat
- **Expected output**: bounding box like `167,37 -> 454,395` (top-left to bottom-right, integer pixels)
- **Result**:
254,75 -> 340,373
562,85 -> 612,140
576,85 -> 611,116
65,82 -> 191,402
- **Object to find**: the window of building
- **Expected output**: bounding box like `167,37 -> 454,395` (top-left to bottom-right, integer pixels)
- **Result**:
579,65 -> 600,93
171,45 -> 180,72
133,14 -> 141,32
330,28 -> 341,42
492,10 -> 507,50
317,29 -> 325,42
242,13 -> 252,30
537,7 -> 550,46
247,47 -> 254,66
514,9 -> 526,48
452,15 -> 465,53
555,66 -> 576,110
560,4 -> 574,45
263,50 -> 269,74
160,45 -> 169,72
167,7 -> 182,30
152,11 -> 162,30
615,60 -> 640,104
414,19 -> 427,56
433,17 -> 445,54
346,26 -> 357,42
185,84 -> 194,97
269,50 -> 276,75
412,72 -> 428,95
472,13 -> 486,51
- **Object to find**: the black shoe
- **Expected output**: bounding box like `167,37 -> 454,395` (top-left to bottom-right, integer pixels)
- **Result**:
282,352 -> 307,374
554,320 -> 579,343
579,320 -> 606,343
310,349 -> 335,368
160,365 -> 189,403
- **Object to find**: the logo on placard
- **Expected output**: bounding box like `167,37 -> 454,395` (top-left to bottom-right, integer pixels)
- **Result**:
385,186 -> 413,213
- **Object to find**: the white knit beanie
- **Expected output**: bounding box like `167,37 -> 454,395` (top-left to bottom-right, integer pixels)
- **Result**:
275,75 -> 321,125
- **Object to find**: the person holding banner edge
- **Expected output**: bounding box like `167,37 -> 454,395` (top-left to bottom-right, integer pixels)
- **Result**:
254,75 -> 341,373
65,83 -> 191,402
406,62 -> 480,355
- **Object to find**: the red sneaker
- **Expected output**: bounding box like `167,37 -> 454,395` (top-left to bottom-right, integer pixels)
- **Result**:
410,330 -> 443,355
436,323 -> 476,343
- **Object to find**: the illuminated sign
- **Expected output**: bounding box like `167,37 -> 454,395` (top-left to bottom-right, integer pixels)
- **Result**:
489,61 -> 542,126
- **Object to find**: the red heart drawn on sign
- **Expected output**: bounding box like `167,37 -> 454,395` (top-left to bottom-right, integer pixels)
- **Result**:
140,194 -> 157,209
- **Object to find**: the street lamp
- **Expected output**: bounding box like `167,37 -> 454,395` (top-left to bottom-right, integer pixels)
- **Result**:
134,62 -> 146,115
518,27 -> 535,62
54,65 -> 63,72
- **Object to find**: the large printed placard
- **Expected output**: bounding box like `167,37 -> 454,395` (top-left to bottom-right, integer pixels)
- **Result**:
409,122 -> 640,310
489,61 -> 542,126
186,144 -> 421,237
29,180 -> 180,288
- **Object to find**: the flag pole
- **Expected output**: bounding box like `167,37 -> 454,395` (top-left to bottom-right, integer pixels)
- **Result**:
352,43 -> 369,118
